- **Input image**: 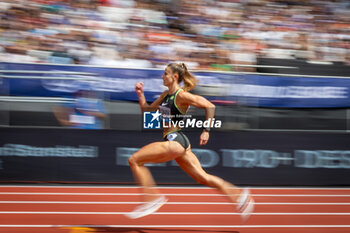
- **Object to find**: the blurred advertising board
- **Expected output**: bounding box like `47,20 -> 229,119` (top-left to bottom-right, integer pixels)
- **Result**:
1,62 -> 350,108
0,128 -> 350,185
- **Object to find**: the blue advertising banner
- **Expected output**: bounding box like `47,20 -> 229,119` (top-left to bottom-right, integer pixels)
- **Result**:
1,62 -> 349,108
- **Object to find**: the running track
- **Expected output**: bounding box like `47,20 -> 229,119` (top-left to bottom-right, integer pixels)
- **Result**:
0,185 -> 350,233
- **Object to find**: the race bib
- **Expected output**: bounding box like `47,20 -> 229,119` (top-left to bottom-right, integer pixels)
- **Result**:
166,133 -> 178,141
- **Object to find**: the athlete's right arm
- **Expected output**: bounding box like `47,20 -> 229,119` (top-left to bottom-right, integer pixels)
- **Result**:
135,82 -> 167,112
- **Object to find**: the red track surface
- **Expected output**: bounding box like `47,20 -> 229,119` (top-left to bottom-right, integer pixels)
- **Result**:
0,186 -> 350,233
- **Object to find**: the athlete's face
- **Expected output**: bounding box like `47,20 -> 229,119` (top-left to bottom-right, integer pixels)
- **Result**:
162,67 -> 178,87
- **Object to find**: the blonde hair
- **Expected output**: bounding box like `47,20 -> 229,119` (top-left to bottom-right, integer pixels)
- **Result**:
167,63 -> 197,91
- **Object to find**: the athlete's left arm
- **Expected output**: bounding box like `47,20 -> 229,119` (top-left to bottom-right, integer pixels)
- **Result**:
177,91 -> 215,146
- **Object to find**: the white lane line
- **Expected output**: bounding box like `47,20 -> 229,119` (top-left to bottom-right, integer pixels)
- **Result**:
1,201 -> 350,205
0,225 -> 350,228
0,211 -> 350,215
1,185 -> 350,190
1,192 -> 350,197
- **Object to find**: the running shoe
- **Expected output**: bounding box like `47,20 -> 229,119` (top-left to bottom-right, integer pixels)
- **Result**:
237,188 -> 254,222
125,195 -> 168,219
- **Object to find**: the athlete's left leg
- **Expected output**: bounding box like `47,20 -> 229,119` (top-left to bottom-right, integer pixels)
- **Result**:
175,148 -> 254,221
175,148 -> 241,202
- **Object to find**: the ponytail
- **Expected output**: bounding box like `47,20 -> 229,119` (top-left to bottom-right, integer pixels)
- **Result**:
167,63 -> 197,91
182,63 -> 197,91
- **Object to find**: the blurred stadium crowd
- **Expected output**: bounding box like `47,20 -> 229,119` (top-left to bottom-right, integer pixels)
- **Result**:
0,0 -> 349,71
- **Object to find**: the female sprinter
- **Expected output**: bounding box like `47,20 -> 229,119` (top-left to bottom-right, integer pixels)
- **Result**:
125,63 -> 254,220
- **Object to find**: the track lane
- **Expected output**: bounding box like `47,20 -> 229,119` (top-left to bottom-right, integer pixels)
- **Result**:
1,226 -> 350,233
1,194 -> 349,203
0,213 -> 350,225
1,186 -> 350,195
2,203 -> 350,213
1,186 -> 350,233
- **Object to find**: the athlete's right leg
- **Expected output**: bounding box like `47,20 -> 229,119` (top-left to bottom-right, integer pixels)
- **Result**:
126,141 -> 186,219
128,141 -> 186,202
